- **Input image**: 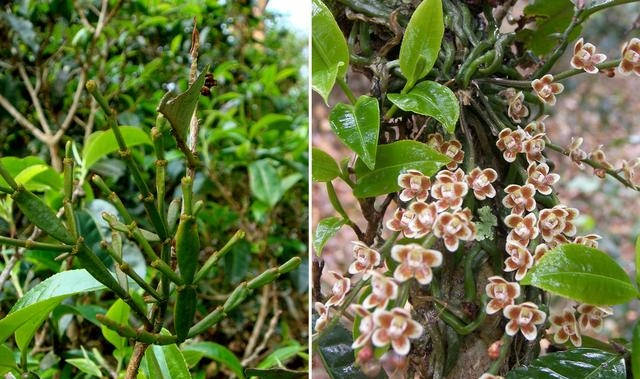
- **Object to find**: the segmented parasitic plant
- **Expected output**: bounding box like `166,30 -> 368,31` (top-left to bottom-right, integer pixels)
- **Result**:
0,58 -> 300,378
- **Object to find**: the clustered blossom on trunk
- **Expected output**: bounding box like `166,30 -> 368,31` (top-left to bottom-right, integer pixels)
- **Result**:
314,35 -> 640,379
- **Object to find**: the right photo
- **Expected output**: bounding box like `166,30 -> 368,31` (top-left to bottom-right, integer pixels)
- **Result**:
311,0 -> 640,378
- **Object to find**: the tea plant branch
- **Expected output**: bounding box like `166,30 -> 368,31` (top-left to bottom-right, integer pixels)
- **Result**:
187,19 -> 201,178
243,284 -> 271,360
188,257 -> 301,337
477,59 -> 622,89
545,141 -> 639,190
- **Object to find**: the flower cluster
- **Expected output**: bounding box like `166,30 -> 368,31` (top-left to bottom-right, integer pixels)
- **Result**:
387,165 -> 494,252
495,120 -> 547,164
547,304 -> 612,347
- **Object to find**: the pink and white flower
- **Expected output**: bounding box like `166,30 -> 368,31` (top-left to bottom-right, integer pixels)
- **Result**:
496,128 -> 527,162
526,162 -> 559,195
351,304 -> 375,348
407,201 -> 438,238
505,213 -> 539,247
433,208 -> 477,252
363,272 -> 399,310
325,271 -> 351,307
398,170 -> 431,202
466,167 -> 498,200
314,302 -> 329,332
485,276 -> 520,315
503,302 -> 546,341
531,74 -> 564,106
577,304 -> 612,332
502,184 -> 537,215
431,169 -> 469,212
571,38 -> 607,74
504,242 -> 534,281
549,308 -> 582,347
348,241 -> 381,279
391,244 -> 442,285
372,308 -> 423,355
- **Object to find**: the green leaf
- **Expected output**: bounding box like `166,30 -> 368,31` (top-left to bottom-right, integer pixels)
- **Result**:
245,368 -> 307,379
398,0 -> 444,86
633,320 -> 640,379
387,81 -> 459,133
0,270 -> 104,348
257,343 -> 305,369
249,159 -> 283,208
516,0 -> 581,56
506,348 -> 625,379
313,217 -> 346,256
0,344 -> 17,376
100,299 -> 130,351
636,235 -> 640,287
476,206 -> 497,241
181,342 -> 245,379
0,156 -> 62,191
224,239 -> 252,284
145,336 -> 192,379
83,126 -> 152,170
157,66 -> 209,140
66,357 -> 102,377
316,323 -> 383,379
312,148 -> 340,182
329,96 -> 380,170
249,114 -> 293,139
311,0 -> 349,102
353,140 -> 449,198
521,243 -> 639,306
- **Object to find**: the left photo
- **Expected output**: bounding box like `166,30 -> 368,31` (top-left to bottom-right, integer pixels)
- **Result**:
0,1 -> 309,378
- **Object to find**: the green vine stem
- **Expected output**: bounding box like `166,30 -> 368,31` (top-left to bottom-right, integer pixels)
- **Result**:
336,77 -> 357,104
0,236 -> 72,252
487,334 -> 514,374
188,257 -> 301,337
97,314 -> 178,345
195,229 -> 245,283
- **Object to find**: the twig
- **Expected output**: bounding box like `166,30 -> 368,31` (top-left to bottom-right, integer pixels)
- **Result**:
18,65 -> 51,135
545,141 -> 638,190
243,284 -> 271,360
125,342 -> 149,379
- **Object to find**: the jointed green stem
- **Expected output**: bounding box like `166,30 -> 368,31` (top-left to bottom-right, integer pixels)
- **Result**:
101,241 -> 163,301
86,80 -> 168,240
487,334 -> 514,374
0,236 -> 72,252
97,314 -> 177,345
195,229 -> 245,283
189,257 -> 301,337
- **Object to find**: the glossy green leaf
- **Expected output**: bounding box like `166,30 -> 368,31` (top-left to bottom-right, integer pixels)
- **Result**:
635,235 -> 640,288
316,323 -> 384,379
245,368 -> 307,379
249,159 -> 283,208
387,81 -> 459,133
329,96 -> 380,170
311,0 -> 349,102
66,357 -> 102,377
313,217 -> 346,256
0,156 -> 62,191
633,321 -> 640,379
312,148 -> 340,182
181,342 -> 245,379
83,126 -> 152,170
517,0 -> 581,56
521,243 -> 639,306
398,0 -> 444,86
145,336 -> 192,379
0,270 -> 103,347
100,299 -> 130,351
157,66 -> 209,140
353,140 -> 449,198
256,343 -> 305,369
506,348 -> 626,379
0,344 -> 17,376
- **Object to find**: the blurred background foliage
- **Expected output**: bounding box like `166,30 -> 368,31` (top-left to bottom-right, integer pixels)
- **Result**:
0,0 -> 309,377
